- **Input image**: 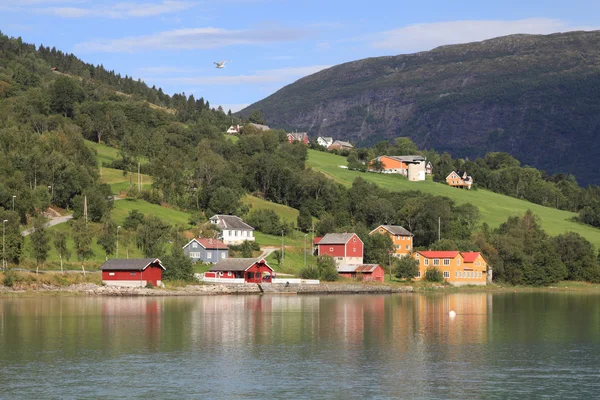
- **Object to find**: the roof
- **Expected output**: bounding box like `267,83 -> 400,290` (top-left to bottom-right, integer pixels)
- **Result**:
387,155 -> 426,163
313,236 -> 323,245
330,140 -> 353,148
318,233 -> 360,245
209,258 -> 273,272
288,132 -> 308,140
99,258 -> 165,271
338,264 -> 382,273
210,215 -> 254,231
461,252 -> 483,263
184,238 -> 228,250
370,225 -> 413,236
318,136 -> 333,141
248,123 -> 270,131
445,171 -> 461,180
418,251 -> 461,259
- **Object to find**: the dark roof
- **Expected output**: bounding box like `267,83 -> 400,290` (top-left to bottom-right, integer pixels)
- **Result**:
338,264 -> 381,273
319,233 -> 359,245
99,258 -> 165,271
389,155 -> 426,163
210,215 -> 254,230
209,258 -> 273,272
371,225 -> 413,236
184,238 -> 229,250
331,140 -> 353,148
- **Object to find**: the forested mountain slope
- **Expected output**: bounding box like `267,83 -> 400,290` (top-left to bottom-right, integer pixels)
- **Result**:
239,30 -> 600,185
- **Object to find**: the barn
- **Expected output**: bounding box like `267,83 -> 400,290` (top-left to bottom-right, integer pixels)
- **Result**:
338,264 -> 385,283
205,258 -> 274,283
99,258 -> 165,287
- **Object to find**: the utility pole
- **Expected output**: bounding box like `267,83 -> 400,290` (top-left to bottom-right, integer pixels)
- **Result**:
311,221 -> 315,268
116,226 -> 121,259
2,219 -> 7,271
138,161 -> 141,192
12,195 -> 16,212
281,230 -> 284,268
438,217 -> 441,242
84,195 -> 88,225
304,234 -> 307,268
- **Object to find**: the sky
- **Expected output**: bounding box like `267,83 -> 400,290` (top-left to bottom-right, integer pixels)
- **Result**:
1,0 -> 599,112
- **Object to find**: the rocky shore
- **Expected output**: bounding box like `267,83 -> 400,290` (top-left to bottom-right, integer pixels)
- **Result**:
0,282 -> 413,296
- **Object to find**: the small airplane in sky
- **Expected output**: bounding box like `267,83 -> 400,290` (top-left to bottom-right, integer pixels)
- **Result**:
214,60 -> 231,69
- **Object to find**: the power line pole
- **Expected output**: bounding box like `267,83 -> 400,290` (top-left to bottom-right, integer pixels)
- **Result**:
438,217 -> 441,242
281,230 -> 285,268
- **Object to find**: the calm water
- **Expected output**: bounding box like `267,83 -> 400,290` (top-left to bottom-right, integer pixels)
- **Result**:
1,292 -> 600,399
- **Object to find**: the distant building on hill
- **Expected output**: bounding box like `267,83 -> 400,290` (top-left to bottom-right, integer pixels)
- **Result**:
369,225 -> 413,257
446,171 -> 473,189
369,155 -> 429,181
287,132 -> 309,145
209,215 -> 255,245
247,123 -> 270,131
227,125 -> 240,134
317,137 -> 334,148
328,140 -> 354,151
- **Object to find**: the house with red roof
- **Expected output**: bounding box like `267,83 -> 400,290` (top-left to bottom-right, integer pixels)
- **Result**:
315,233 -> 363,267
99,258 -> 165,287
183,238 -> 229,263
204,258 -> 274,283
412,251 -> 488,286
287,132 -> 309,145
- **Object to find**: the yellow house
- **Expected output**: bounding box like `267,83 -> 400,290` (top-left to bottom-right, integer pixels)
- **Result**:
446,171 -> 473,189
412,251 -> 487,286
369,225 -> 413,257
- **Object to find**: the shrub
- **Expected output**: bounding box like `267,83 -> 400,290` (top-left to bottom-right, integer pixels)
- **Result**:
146,282 -> 155,289
299,266 -> 320,279
394,257 -> 419,281
317,255 -> 338,282
424,267 -> 444,282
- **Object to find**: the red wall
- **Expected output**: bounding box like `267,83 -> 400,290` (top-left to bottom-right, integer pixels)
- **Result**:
318,234 -> 363,258
245,262 -> 273,283
340,266 -> 385,282
102,264 -> 163,285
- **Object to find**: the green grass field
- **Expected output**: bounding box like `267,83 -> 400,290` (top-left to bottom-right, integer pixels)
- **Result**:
242,194 -> 299,223
100,167 -> 153,194
307,149 -> 600,248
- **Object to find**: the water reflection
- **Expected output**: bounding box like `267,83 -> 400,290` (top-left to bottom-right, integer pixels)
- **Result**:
1,292 -> 599,399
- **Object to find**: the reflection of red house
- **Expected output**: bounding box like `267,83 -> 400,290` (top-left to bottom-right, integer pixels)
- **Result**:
205,258 -> 274,283
99,258 -> 165,287
338,264 -> 385,282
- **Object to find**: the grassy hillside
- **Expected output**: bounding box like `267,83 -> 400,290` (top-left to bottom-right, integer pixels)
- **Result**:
242,195 -> 299,223
307,149 -> 600,248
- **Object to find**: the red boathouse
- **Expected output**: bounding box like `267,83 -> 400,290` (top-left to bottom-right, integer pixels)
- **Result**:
338,264 -> 385,283
99,258 -> 165,287
205,258 -> 274,283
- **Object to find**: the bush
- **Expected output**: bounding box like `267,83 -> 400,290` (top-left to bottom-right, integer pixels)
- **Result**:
317,255 -> 338,282
394,257 -> 419,281
3,271 -> 16,287
299,266 -> 320,279
424,267 -> 444,282
146,282 -> 155,289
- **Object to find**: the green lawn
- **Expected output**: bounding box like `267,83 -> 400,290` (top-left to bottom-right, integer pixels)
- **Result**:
242,194 -> 299,223
307,149 -> 600,248
112,198 -> 191,227
100,167 -> 153,194
265,246 -> 313,275
224,134 -> 239,143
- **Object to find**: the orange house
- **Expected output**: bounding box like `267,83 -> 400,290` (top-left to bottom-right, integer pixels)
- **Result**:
412,251 -> 487,286
446,171 -> 473,189
369,225 -> 413,257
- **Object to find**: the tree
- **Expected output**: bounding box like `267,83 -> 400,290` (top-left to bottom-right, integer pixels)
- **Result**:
424,267 -> 444,282
551,232 -> 600,282
393,137 -> 418,155
136,216 -> 170,257
297,206 -> 312,233
208,187 -> 242,215
240,240 -> 253,258
97,216 -> 117,260
394,256 -> 419,281
71,219 -> 94,274
50,76 -> 84,118
53,231 -> 70,273
161,231 -> 194,282
247,109 -> 265,125
317,255 -> 338,281
120,229 -> 132,259
364,233 -> 393,266
123,209 -> 145,230
30,217 -> 50,274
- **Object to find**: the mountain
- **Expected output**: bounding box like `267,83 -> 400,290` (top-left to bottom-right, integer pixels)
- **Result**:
239,30 -> 600,185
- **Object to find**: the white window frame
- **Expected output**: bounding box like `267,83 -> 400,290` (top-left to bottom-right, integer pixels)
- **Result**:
207,252 -> 212,259
192,242 -> 198,248
433,259 -> 440,266
443,259 -> 450,266
406,245 -> 410,250
416,271 -> 421,278
424,259 -> 429,266
457,259 -> 461,266
221,253 -> 226,259
443,271 -> 450,278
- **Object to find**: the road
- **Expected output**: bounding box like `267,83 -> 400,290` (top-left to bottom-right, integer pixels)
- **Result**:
20,215 -> 73,236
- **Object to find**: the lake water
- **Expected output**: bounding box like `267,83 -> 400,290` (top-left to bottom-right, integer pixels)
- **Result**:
1,292 -> 600,399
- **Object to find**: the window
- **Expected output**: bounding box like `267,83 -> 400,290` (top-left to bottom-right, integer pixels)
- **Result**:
416,271 -> 421,278
415,253 -> 420,258
353,237 -> 357,242
406,245 -> 410,250
443,271 -> 450,278
443,259 -> 450,266
192,242 -> 198,248
221,253 -> 226,259
330,247 -> 334,252
227,272 -> 232,276
130,272 -> 136,276
109,272 -> 115,276
207,253 -> 212,259
455,271 -> 458,278
353,247 -> 356,253
433,259 -> 440,266
457,259 -> 461,266
424,259 -> 429,266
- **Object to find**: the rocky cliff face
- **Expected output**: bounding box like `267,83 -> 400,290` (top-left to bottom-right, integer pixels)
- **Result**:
239,31 -> 600,184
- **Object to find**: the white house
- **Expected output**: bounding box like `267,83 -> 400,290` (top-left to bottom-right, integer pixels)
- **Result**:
209,215 -> 256,245
317,137 -> 334,148
227,125 -> 240,134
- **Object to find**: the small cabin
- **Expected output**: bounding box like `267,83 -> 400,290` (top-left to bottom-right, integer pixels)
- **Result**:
338,264 -> 385,282
99,258 -> 165,287
205,258 -> 274,283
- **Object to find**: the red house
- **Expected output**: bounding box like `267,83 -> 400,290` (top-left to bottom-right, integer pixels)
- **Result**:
287,132 -> 309,145
338,264 -> 385,283
205,258 -> 274,283
316,233 -> 364,267
99,258 -> 165,287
